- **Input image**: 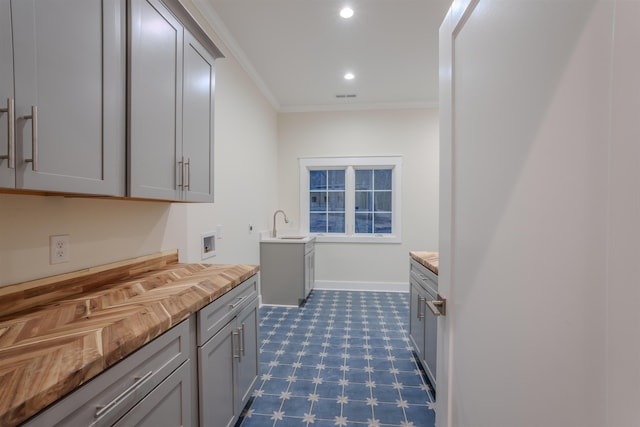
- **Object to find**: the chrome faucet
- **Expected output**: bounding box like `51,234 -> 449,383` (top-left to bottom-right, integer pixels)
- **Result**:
272,210 -> 289,238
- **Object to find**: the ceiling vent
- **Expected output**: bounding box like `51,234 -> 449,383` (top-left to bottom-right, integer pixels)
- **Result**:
335,94 -> 357,98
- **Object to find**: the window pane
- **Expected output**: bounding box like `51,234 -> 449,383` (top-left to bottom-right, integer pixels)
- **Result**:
374,169 -> 392,190
328,213 -> 345,233
374,191 -> 392,212
328,192 -> 345,210
303,158 -> 398,239
355,212 -> 372,233
310,192 -> 326,211
310,213 -> 327,233
328,170 -> 345,190
355,191 -> 372,211
355,169 -> 373,190
374,213 -> 392,233
310,170 -> 327,190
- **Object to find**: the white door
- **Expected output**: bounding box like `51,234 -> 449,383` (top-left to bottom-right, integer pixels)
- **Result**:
439,1 -> 612,426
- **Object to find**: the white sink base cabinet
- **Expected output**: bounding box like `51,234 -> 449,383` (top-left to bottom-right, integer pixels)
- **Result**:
260,239 -> 315,306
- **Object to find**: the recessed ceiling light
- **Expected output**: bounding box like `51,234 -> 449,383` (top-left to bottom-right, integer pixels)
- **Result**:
340,7 -> 354,19
344,72 -> 355,80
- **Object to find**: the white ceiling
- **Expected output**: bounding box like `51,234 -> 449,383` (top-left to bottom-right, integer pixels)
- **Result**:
194,0 -> 452,112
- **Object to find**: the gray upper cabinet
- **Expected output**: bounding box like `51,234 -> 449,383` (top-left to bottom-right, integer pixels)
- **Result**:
129,0 -> 217,202
0,0 -> 14,189
182,32 -> 215,202
0,0 -> 126,195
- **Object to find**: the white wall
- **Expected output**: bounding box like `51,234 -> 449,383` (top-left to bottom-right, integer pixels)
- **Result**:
0,195 -> 177,286
277,109 -> 439,289
440,1 -> 639,426
0,4 -> 279,287
177,54 -> 279,265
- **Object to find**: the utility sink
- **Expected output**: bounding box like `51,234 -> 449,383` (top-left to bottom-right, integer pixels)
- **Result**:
261,234 -> 314,243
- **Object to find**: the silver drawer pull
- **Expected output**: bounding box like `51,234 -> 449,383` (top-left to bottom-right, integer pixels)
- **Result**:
229,295 -> 247,309
94,370 -> 153,419
426,294 -> 447,317
0,98 -> 15,168
23,105 -> 38,171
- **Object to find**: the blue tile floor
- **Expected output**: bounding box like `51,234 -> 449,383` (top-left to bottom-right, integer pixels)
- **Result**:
236,290 -> 436,427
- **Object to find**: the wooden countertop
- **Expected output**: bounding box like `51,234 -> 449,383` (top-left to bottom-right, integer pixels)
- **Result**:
0,251 -> 259,427
410,251 -> 439,275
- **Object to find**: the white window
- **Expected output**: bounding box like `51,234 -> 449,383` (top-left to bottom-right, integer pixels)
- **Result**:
299,156 -> 402,243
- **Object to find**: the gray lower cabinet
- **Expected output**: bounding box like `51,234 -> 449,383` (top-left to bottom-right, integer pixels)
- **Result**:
409,259 -> 438,391
22,318 -> 195,427
198,277 -> 259,427
0,0 -> 126,195
260,239 -> 315,306
20,275 -> 260,427
129,0 -> 216,202
409,278 -> 427,362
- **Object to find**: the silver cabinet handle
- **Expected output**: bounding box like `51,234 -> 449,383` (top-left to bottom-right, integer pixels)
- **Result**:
417,295 -> 424,319
94,370 -> 153,420
426,294 -> 447,317
177,157 -> 184,189
23,105 -> 38,171
185,158 -> 191,190
232,329 -> 241,359
229,295 -> 247,309
240,323 -> 246,356
0,98 -> 15,168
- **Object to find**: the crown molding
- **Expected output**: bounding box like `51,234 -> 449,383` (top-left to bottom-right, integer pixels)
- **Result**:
190,0 -> 281,110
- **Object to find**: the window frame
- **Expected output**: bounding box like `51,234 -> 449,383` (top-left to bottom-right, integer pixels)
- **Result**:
299,156 -> 402,243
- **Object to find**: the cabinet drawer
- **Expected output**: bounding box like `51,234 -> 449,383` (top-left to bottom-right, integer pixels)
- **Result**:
197,275 -> 258,346
22,318 -> 192,427
112,359 -> 192,427
410,259 -> 438,291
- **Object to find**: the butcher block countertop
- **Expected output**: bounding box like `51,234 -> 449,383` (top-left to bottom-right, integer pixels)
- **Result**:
0,250 -> 259,427
410,251 -> 439,275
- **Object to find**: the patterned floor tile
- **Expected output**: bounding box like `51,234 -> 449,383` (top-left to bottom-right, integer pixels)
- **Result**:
237,290 -> 436,427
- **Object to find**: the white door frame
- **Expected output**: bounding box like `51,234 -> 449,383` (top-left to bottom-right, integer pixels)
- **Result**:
437,1 -> 480,426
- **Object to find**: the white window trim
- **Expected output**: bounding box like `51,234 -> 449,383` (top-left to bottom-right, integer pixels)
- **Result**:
299,156 -> 402,244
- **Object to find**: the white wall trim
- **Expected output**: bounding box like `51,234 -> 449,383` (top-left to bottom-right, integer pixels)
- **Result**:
280,100 -> 440,113
313,280 -> 409,293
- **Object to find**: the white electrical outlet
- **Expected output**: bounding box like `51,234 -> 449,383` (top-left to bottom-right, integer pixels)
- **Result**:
50,235 -> 70,264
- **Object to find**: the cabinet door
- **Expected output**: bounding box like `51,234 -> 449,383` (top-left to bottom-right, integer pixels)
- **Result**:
423,293 -> 438,388
0,0 -> 14,188
113,360 -> 193,427
199,320 -> 237,427
409,280 -> 426,361
236,298 -> 259,413
310,249 -> 315,290
304,248 -> 315,297
182,31 -> 214,202
129,0 -> 183,200
11,0 -> 125,195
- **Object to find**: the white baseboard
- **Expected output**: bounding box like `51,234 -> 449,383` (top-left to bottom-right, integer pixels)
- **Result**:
312,280 -> 409,293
